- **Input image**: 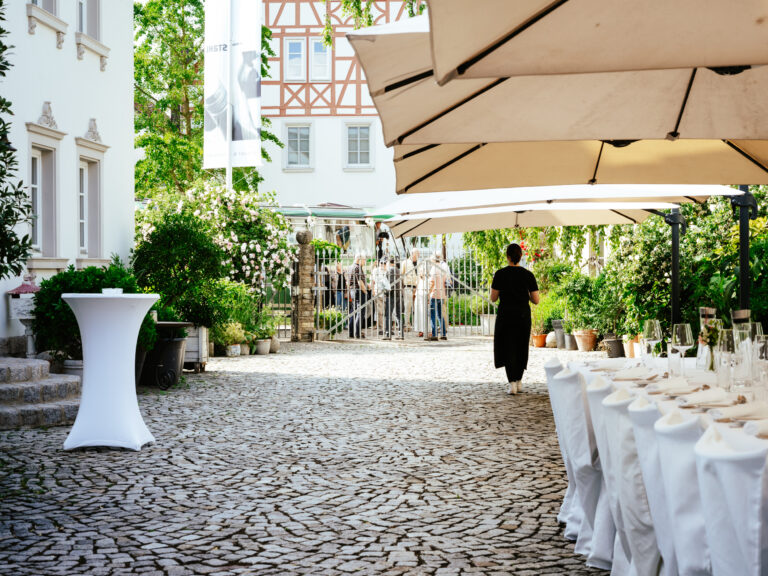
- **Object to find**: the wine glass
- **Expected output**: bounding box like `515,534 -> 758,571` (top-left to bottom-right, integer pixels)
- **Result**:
671,323 -> 694,376
643,319 -> 663,364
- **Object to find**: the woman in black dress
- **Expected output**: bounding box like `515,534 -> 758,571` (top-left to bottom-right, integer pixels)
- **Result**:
490,243 -> 540,395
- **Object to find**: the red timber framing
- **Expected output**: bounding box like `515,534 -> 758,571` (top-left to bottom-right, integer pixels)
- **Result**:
263,1 -> 407,117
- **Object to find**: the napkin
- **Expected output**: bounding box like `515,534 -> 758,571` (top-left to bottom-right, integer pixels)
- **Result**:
614,366 -> 656,381
604,386 -> 634,404
709,401 -> 768,422
646,377 -> 699,396
743,419 -> 768,438
590,358 -> 631,372
587,375 -> 612,391
629,395 -> 651,410
677,387 -> 728,406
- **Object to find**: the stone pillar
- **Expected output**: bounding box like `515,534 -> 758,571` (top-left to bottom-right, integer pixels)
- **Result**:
291,230 -> 315,342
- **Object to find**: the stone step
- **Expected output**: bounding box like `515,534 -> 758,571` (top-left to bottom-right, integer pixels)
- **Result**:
0,374 -> 81,405
0,399 -> 80,429
0,357 -> 50,383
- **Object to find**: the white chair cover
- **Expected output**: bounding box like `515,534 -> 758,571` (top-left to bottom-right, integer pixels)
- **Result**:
654,410 -> 711,576
627,397 -> 679,576
544,359 -> 581,541
585,375 -> 630,575
695,425 -> 768,576
602,390 -> 661,576
551,368 -> 614,570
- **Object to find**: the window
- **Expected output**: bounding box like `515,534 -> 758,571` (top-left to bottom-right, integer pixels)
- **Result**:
286,125 -> 310,168
346,125 -> 371,167
78,161 -> 88,253
77,0 -> 100,39
31,0 -> 56,12
310,38 -> 330,81
30,151 -> 42,250
285,39 -> 305,81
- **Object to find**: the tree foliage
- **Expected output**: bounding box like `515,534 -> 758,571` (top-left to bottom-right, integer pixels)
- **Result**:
0,0 -> 32,280
321,0 -> 426,44
134,0 -> 281,198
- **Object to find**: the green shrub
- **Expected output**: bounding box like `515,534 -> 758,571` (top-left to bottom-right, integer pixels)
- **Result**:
132,210 -> 226,327
447,293 -> 479,325
33,259 -> 157,361
211,321 -> 245,347
533,291 -> 566,333
315,307 -> 345,336
560,272 -> 598,330
311,238 -> 342,257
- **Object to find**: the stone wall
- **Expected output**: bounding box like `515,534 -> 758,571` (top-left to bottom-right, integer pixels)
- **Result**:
291,230 -> 315,343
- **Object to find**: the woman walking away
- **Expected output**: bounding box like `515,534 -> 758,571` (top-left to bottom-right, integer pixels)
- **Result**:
490,243 -> 540,395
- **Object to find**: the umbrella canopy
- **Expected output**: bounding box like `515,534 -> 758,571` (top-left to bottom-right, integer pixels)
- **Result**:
427,0 -> 768,83
348,17 -> 768,148
370,184 -> 739,218
394,140 -> 768,194
385,201 -> 678,237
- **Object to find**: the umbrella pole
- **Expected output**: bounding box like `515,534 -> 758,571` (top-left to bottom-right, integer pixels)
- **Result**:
732,185 -> 757,310
668,208 -> 684,325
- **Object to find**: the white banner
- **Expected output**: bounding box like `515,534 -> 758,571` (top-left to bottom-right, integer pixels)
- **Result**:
203,0 -> 262,169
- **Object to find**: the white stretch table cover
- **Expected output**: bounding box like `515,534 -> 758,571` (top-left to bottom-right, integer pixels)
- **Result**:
602,388 -> 661,576
627,397 -> 679,576
654,410 -> 711,575
62,293 -> 159,450
544,359 -> 581,540
584,375 -> 629,576
695,425 -> 768,576
550,368 -> 614,570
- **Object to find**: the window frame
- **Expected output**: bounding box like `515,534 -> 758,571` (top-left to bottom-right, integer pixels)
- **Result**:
29,150 -> 42,252
309,38 -> 331,82
284,38 -> 306,82
343,122 -> 374,171
77,0 -> 85,33
283,123 -> 313,171
78,160 -> 88,254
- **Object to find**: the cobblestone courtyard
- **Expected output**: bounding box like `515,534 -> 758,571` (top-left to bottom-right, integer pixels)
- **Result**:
1,339 -> 604,575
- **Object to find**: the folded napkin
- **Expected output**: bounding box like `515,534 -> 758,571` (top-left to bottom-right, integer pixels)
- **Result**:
590,358 -> 632,372
687,371 -> 718,388
646,377 -> 699,396
614,366 -> 657,381
709,401 -> 768,422
629,395 -> 651,410
604,385 -> 634,405
587,375 -> 612,391
677,387 -> 728,406
743,419 -> 768,438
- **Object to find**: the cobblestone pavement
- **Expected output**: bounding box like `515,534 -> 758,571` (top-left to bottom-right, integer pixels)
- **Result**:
0,338 -> 607,576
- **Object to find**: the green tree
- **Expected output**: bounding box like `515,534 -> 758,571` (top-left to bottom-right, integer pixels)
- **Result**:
134,0 -> 281,199
0,0 -> 32,280
321,0 -> 426,44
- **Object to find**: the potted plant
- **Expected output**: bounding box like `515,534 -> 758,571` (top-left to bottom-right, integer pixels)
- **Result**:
531,307 -> 547,348
211,322 -> 245,357
562,319 -> 578,350
32,260 -> 157,379
573,325 -> 598,352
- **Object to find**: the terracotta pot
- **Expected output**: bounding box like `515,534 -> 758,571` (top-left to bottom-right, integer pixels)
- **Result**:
532,333 -> 547,348
622,335 -> 638,358
573,330 -> 597,352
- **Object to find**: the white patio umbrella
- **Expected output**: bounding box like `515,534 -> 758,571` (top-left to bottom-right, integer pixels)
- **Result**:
370,184 -> 739,218
348,17 -> 768,149
427,0 -> 768,83
385,202 -> 679,238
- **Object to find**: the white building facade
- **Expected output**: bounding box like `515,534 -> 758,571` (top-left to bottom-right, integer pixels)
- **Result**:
259,1 -> 407,210
0,0 -> 134,351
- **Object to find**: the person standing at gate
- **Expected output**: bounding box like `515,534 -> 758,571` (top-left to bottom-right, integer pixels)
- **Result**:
490,243 -> 540,395
386,256 -> 403,339
332,261 -> 347,311
401,250 -> 419,331
428,255 -> 448,341
347,254 -> 367,339
371,259 -> 390,336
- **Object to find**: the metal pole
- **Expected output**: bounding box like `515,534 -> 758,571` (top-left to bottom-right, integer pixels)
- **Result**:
670,209 -> 681,325
225,0 -> 233,193
732,184 -> 757,310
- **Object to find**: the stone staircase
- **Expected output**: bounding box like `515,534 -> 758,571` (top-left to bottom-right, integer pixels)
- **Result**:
0,357 -> 81,429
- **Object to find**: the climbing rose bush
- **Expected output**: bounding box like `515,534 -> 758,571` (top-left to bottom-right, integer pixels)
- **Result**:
137,183 -> 297,295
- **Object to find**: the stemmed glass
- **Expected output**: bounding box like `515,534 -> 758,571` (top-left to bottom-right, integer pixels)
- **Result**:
643,319 -> 663,365
671,323 -> 694,377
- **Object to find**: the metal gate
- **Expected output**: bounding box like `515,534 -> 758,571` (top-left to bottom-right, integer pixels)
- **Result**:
313,240 -> 497,341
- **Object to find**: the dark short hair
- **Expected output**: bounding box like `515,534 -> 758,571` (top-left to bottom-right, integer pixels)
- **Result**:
506,243 -> 523,264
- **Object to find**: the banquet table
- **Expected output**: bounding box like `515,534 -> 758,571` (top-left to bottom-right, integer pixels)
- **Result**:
548,356 -> 768,576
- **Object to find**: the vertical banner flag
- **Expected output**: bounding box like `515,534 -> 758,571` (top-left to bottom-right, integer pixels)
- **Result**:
203,0 -> 262,169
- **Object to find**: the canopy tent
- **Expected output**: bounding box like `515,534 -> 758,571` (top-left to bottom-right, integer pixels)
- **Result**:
427,0 -> 768,83
370,185 -> 740,219
347,17 -> 768,150
385,202 -> 678,238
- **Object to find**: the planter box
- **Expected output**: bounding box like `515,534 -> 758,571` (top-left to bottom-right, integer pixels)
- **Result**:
480,314 -> 496,336
184,326 -> 209,373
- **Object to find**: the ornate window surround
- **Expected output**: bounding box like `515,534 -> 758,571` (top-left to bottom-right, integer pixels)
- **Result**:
26,2 -> 67,50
